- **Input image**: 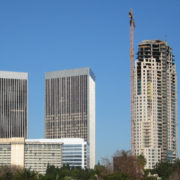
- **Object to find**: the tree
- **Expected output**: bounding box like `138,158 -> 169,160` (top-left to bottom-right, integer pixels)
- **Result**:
94,159 -> 113,180
113,150 -> 145,180
104,172 -> 133,180
137,154 -> 146,169
151,161 -> 173,180
169,159 -> 180,180
14,168 -> 39,180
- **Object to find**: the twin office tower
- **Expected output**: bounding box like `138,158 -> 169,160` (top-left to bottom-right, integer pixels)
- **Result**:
0,68 -> 95,169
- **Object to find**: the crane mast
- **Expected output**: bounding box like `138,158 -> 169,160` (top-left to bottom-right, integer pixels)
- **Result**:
129,9 -> 135,155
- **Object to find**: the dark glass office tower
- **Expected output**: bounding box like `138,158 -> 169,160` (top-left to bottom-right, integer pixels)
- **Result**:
45,67 -> 95,169
0,71 -> 28,138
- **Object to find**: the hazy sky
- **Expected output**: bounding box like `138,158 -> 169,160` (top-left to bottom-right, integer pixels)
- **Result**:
0,0 -> 179,162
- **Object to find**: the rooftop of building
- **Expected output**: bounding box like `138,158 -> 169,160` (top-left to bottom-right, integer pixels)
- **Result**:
26,138 -> 87,144
45,67 -> 95,81
0,137 -> 87,145
139,40 -> 168,46
0,71 -> 28,79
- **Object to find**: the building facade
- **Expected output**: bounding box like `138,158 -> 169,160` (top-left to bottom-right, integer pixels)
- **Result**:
25,139 -> 63,174
133,40 -> 178,169
0,138 -> 63,174
0,71 -> 28,138
45,68 -> 95,169
0,138 -> 88,174
61,138 -> 89,169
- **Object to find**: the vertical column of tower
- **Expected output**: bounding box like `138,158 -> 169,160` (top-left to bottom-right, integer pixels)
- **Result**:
161,43 -> 168,161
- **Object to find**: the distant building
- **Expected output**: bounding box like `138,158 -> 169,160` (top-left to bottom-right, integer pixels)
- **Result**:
60,138 -> 89,169
25,139 -> 63,174
45,68 -> 95,169
0,138 -> 88,174
0,71 -> 28,138
133,40 -> 178,169
0,138 -> 63,174
27,138 -> 89,170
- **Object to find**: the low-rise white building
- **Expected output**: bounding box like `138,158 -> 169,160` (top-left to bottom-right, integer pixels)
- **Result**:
0,138 -> 63,174
60,138 -> 89,169
0,138 -> 89,174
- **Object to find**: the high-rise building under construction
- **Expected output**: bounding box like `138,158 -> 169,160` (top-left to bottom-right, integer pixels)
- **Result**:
133,40 -> 178,169
0,71 -> 28,138
45,67 -> 95,169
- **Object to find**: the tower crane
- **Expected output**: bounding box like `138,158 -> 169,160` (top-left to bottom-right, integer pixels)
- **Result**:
129,8 -> 135,155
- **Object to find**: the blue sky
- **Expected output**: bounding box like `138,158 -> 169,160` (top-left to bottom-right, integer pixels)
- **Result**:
0,0 -> 179,162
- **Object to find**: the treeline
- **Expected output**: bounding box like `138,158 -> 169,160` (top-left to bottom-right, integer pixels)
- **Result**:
0,165 -> 96,180
0,150 -> 180,180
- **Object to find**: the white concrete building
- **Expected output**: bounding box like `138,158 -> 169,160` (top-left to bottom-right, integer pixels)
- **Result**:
133,40 -> 178,169
0,138 -> 63,174
0,138 -> 89,174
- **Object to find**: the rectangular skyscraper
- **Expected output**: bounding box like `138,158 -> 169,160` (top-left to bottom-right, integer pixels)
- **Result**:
0,71 -> 28,138
45,67 -> 95,169
134,40 -> 178,169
